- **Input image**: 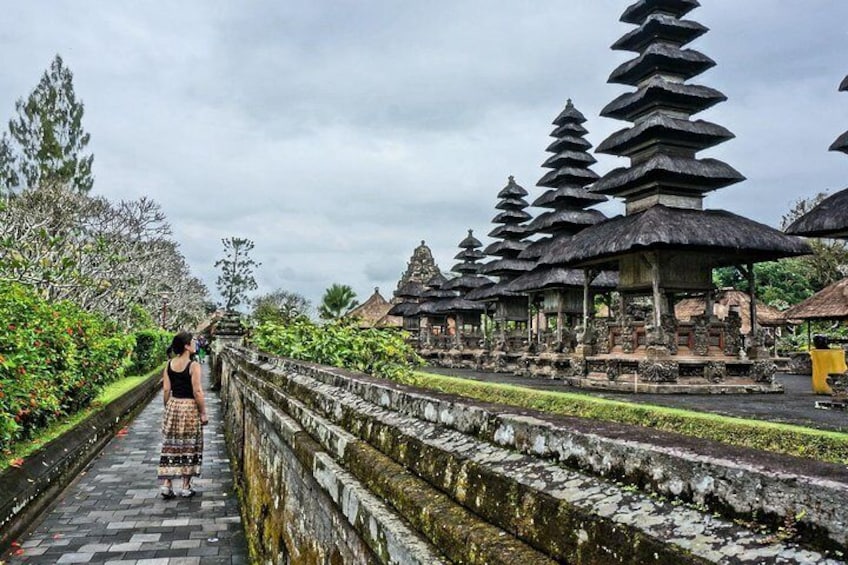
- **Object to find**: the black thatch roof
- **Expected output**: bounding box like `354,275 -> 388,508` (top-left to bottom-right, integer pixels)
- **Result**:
488,224 -> 528,239
612,13 -> 707,53
546,135 -> 593,154
553,100 -> 587,124
497,176 -> 528,198
465,281 -> 523,301
425,272 -> 448,287
483,239 -> 528,257
596,115 -> 733,157
442,274 -> 494,291
527,209 -> 607,235
532,186 -> 607,209
479,258 -> 535,277
517,237 -> 555,261
601,76 -> 725,122
541,150 -> 597,170
387,302 -> 419,317
537,166 -> 600,189
840,75 -> 848,92
609,43 -> 715,86
591,153 -> 744,198
434,298 -> 486,315
620,0 -> 701,26
492,209 -> 533,224
785,188 -> 848,238
395,280 -> 426,299
496,197 -> 530,210
830,132 -> 848,155
539,205 -> 811,268
507,268 -> 618,293
458,231 -> 483,250
454,248 -> 486,261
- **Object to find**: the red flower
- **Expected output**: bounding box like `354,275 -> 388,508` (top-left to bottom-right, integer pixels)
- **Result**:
7,324 -> 15,331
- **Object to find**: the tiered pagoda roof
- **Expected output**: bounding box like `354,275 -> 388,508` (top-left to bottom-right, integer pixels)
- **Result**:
786,75 -> 848,239
416,273 -> 459,315
394,240 -> 442,300
437,230 -> 490,314
510,99 -> 615,294
541,0 -> 808,269
464,178 -> 531,301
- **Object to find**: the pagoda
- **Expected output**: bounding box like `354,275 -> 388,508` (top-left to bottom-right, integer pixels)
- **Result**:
414,272 -> 457,352
471,176 -> 535,349
389,241 -> 442,336
538,0 -> 810,391
435,230 -> 491,358
508,99 -> 617,353
786,75 -> 848,239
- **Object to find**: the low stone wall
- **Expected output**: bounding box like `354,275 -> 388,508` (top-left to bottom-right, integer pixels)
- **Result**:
219,346 -> 846,564
0,370 -> 162,553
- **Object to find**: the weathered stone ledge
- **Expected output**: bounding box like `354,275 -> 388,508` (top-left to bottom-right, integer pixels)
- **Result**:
227,349 -> 841,563
0,370 -> 161,553
254,353 -> 848,551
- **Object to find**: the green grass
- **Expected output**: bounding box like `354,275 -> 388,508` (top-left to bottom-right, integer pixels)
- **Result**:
1,366 -> 163,472
397,371 -> 848,465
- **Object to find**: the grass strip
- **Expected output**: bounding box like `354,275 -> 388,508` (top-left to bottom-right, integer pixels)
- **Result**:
394,371 -> 848,465
1,366 -> 162,471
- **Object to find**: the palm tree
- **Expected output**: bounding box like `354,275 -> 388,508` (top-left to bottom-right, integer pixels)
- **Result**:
319,284 -> 359,320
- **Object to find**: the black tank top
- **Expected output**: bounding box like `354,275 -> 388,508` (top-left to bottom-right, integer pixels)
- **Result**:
168,360 -> 195,399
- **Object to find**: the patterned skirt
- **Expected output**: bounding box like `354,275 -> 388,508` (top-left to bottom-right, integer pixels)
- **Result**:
157,398 -> 203,479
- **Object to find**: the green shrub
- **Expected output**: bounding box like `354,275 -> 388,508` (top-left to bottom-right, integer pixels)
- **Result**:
0,280 -> 134,451
251,318 -> 422,380
129,329 -> 171,375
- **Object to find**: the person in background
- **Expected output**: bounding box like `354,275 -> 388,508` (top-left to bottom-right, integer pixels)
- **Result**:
157,332 -> 208,498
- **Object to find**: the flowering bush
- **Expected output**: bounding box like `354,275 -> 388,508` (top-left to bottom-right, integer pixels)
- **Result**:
252,318 -> 422,380
128,329 -> 171,375
0,281 -> 134,451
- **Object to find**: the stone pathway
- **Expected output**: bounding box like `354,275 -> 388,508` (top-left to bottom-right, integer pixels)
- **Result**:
3,363 -> 248,564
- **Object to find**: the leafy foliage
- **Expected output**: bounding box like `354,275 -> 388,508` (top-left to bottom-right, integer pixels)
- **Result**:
128,329 -> 171,375
319,283 -> 359,320
0,280 -> 135,451
5,54 -> 94,193
0,182 -> 208,329
714,260 -> 816,309
251,289 -> 311,325
252,318 -> 422,380
215,237 -> 260,311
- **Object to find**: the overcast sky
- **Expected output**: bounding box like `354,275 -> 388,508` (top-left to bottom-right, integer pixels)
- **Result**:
2,1 -> 846,309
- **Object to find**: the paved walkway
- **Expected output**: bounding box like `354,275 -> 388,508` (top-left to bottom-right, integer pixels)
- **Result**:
3,363 -> 248,564
426,368 -> 848,433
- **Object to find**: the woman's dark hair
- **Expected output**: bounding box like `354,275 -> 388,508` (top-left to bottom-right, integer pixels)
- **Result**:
167,331 -> 194,357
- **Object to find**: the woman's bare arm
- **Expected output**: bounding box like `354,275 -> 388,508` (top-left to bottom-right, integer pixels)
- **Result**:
162,366 -> 171,407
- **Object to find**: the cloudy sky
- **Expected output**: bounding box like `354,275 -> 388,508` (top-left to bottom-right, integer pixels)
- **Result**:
2,1 -> 846,309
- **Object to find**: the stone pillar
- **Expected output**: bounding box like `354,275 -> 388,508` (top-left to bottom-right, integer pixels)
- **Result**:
211,311 -> 245,391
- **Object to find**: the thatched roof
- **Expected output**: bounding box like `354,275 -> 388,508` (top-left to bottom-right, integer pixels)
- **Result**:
465,281 -> 522,301
526,209 -> 606,235
783,277 -> 848,321
507,268 -> 618,293
395,280 -> 426,299
596,115 -> 733,158
458,229 -> 483,249
609,42 -> 714,86
785,188 -> 848,239
539,205 -> 812,269
433,298 -> 486,315
675,289 -> 785,333
620,0 -> 700,25
442,274 -> 493,292
518,237 -> 555,261
498,175 -> 529,198
612,13 -> 707,53
479,258 -> 535,277
387,302 -> 419,317
601,75 -> 725,122
345,288 -> 401,329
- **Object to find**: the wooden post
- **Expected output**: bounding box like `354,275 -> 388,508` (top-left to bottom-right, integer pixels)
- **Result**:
747,263 -> 758,337
527,296 -> 533,344
582,269 -> 591,330
649,253 -> 662,328
556,292 -> 563,344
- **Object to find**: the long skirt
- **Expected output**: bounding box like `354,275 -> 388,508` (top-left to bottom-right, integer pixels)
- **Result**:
157,398 -> 203,479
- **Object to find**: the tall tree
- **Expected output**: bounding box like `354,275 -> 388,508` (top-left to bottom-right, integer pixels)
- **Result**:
0,134 -> 18,192
319,283 -> 358,320
214,237 -> 260,311
781,193 -> 848,290
252,289 -> 311,325
7,54 -> 94,192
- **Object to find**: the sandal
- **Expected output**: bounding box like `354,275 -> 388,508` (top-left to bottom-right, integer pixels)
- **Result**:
180,487 -> 196,498
160,485 -> 175,499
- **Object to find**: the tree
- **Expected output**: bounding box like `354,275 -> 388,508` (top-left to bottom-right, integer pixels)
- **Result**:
319,284 -> 358,320
6,54 -> 94,192
781,193 -> 848,290
214,237 -> 260,311
252,289 -> 311,325
0,134 -> 18,192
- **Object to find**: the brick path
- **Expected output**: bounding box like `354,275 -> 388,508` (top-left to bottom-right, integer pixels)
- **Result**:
4,363 -> 248,564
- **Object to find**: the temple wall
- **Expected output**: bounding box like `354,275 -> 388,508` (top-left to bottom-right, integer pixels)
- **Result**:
217,346 -> 843,564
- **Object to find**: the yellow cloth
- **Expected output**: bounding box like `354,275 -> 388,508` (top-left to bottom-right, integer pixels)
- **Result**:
809,349 -> 847,395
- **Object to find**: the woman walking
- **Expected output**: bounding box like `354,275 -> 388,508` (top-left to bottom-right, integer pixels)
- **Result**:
158,332 -> 208,498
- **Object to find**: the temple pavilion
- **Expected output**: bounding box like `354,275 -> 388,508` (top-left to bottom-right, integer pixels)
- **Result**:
388,241 -> 442,336
537,0 -> 810,391
469,176 -> 535,350
508,100 -> 618,353
438,230 -> 491,350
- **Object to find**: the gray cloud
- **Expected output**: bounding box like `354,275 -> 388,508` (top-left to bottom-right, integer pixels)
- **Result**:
2,1 -> 847,308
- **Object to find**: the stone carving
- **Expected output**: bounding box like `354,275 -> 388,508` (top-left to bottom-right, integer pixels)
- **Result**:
591,319 -> 610,354
570,357 -> 587,378
660,314 -> 678,354
826,372 -> 848,399
605,359 -> 621,381
621,317 -> 635,354
692,315 -> 711,356
750,360 -> 777,384
638,360 -> 679,383
703,361 -> 726,383
724,311 -> 743,357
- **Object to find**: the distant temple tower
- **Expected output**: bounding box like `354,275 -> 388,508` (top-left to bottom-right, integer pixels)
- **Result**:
394,240 -> 441,299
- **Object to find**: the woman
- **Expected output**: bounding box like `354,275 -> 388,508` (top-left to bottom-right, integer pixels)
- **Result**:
157,331 -> 208,498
